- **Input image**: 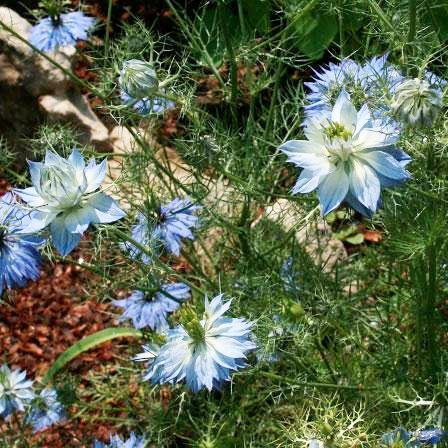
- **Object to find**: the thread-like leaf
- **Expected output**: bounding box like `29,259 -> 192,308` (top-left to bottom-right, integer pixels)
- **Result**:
42,327 -> 142,384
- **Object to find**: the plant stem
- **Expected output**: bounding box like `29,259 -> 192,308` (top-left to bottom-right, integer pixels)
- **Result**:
408,0 -> 417,45
258,371 -> 378,391
104,0 -> 113,59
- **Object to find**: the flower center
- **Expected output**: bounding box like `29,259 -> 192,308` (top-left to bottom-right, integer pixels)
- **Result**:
39,165 -> 83,209
181,307 -> 205,344
324,122 -> 354,164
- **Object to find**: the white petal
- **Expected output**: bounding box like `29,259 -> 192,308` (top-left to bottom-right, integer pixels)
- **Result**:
292,169 -> 321,194
317,164 -> 349,215
357,151 -> 409,181
84,159 -> 107,193
331,91 -> 357,131
348,159 -> 380,211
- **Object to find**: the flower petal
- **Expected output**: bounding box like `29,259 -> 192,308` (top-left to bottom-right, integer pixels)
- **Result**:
317,164 -> 349,215
87,193 -> 126,224
50,217 -> 82,256
331,90 -> 357,131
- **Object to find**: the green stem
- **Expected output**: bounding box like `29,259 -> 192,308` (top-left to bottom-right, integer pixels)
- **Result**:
110,227 -> 207,296
258,371 -> 378,391
219,2 -> 238,126
408,0 -> 417,44
104,0 -> 113,59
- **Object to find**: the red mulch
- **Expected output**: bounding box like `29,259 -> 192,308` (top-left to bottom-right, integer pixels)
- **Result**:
0,258 -> 126,446
0,262 -> 117,377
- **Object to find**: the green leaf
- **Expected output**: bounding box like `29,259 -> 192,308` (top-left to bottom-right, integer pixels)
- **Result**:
242,0 -> 271,34
42,327 -> 142,385
292,6 -> 338,60
345,233 -> 365,245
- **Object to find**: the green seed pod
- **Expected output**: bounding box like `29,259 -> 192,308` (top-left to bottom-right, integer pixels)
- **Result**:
119,59 -> 159,99
391,78 -> 442,127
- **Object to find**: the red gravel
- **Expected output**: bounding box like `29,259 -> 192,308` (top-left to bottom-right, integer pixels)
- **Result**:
0,257 -> 125,446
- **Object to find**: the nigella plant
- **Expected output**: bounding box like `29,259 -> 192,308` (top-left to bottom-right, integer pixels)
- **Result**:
93,432 -> 146,448
280,90 -> 411,217
0,364 -> 34,420
0,193 -> 44,295
391,71 -> 446,127
25,388 -> 65,433
15,150 -> 125,256
119,59 -> 174,116
305,55 -> 403,123
124,197 -> 201,259
113,282 -> 191,331
29,11 -> 95,52
134,294 -> 256,392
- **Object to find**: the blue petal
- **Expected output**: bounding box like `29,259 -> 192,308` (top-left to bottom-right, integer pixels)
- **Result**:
50,217 -> 82,256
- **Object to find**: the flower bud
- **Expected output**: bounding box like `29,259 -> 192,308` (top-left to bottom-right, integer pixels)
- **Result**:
119,59 -> 159,99
391,78 -> 442,127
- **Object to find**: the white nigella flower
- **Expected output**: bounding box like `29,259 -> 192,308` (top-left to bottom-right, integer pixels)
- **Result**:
134,294 -> 256,392
0,364 -> 34,419
119,59 -> 159,99
391,77 -> 443,127
15,149 -> 125,256
280,90 -> 411,217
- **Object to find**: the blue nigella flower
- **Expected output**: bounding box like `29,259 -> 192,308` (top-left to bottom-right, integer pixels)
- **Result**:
156,197 -> 201,256
15,149 -> 125,256
0,192 -> 44,294
120,212 -> 161,264
415,428 -> 446,445
29,12 -> 95,52
120,90 -> 175,116
280,90 -> 411,217
93,432 -> 145,448
305,55 -> 403,123
382,427 -> 446,447
124,198 -> 201,259
113,282 -> 191,331
0,364 -> 34,420
25,388 -> 65,433
134,294 -> 256,392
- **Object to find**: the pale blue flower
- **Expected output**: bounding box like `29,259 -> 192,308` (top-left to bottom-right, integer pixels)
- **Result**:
25,388 -> 65,433
120,212 -> 161,264
120,90 -> 174,115
305,55 -> 403,122
93,432 -> 145,448
0,364 -> 34,419
29,12 -> 95,52
156,197 -> 201,256
113,282 -> 191,331
124,198 -> 201,258
280,90 -> 411,217
134,294 -> 256,392
0,193 -> 44,294
15,150 -> 125,256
